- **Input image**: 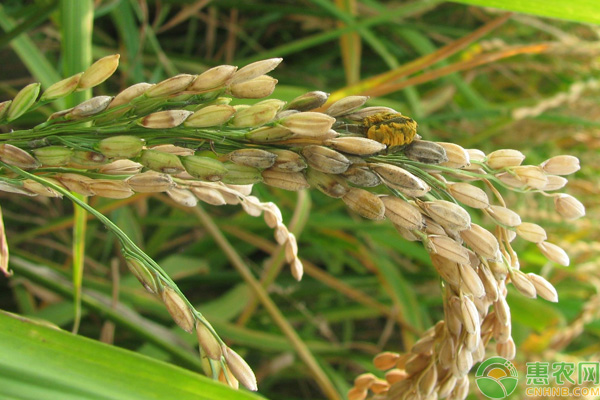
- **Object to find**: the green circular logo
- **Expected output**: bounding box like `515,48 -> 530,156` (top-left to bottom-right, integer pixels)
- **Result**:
475,357 -> 519,399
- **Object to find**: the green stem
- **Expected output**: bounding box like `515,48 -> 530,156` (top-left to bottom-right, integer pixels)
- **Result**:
60,0 -> 94,334
60,0 -> 93,107
71,194 -> 86,334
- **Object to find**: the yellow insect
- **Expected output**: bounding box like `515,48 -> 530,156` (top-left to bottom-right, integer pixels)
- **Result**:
361,112 -> 418,148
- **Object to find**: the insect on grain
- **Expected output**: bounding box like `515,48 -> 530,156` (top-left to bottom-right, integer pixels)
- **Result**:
362,112 -> 418,149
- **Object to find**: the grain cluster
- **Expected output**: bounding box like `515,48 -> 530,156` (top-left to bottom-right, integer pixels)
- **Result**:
0,56 -> 585,397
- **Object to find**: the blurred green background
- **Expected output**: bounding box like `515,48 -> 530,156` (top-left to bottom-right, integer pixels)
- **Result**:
0,1 -> 598,399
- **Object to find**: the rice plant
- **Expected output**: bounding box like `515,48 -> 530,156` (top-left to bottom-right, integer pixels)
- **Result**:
0,2 -> 596,400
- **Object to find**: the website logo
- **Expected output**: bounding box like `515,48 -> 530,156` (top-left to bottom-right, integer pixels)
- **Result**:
475,357 -> 519,399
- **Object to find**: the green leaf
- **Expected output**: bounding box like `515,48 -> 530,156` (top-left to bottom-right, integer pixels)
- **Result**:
0,5 -> 62,93
201,284 -> 250,321
110,0 -> 144,83
373,256 -> 425,332
506,288 -> 565,331
449,0 -> 600,25
111,206 -> 144,248
0,1 -> 58,55
0,310 -> 266,400
59,0 -> 93,107
158,254 -> 210,280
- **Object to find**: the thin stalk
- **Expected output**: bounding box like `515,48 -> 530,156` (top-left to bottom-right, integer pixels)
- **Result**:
333,0 -> 362,84
219,224 -> 416,331
191,205 -> 342,400
60,0 -> 94,334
